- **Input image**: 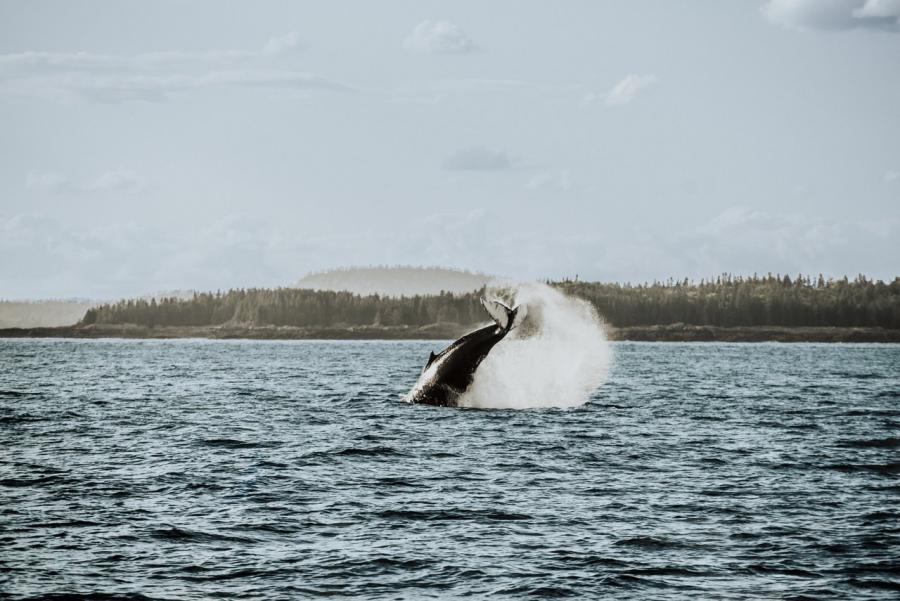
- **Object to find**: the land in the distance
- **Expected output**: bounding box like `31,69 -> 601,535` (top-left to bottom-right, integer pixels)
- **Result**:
2,323 -> 898,343
3,270 -> 898,342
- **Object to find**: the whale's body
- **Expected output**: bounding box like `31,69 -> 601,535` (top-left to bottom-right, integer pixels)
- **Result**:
407,299 -> 521,407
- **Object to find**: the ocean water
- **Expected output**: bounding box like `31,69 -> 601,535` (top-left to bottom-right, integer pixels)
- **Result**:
1,338 -> 899,600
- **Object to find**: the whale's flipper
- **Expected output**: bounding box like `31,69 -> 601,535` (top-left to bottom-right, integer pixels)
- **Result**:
480,298 -> 524,332
426,351 -> 438,367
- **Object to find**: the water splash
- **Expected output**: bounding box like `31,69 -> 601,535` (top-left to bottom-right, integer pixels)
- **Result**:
460,281 -> 612,409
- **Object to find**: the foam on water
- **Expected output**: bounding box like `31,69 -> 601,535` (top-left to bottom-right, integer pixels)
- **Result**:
460,281 -> 612,409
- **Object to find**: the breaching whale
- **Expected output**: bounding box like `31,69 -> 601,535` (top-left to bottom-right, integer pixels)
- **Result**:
406,298 -> 523,407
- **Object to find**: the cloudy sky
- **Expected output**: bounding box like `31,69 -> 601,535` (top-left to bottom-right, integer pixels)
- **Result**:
1,0 -> 898,299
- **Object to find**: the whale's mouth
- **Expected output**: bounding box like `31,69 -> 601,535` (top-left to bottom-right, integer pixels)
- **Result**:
458,281 -> 611,410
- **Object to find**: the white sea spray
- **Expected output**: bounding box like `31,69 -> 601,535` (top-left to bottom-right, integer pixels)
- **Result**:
460,281 -> 612,409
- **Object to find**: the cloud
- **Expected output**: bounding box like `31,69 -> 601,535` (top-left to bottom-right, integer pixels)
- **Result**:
4,69 -> 350,104
620,206 -> 900,281
0,213 -> 311,298
26,169 -> 148,194
85,170 -> 147,194
261,32 -> 303,55
857,0 -> 900,17
762,0 -> 900,32
525,169 -> 575,193
442,146 -> 516,171
25,171 -> 72,193
884,170 -> 900,182
404,20 -> 479,54
0,34 -> 350,103
2,207 -> 897,299
390,207 -> 899,283
604,74 -> 658,107
0,33 -> 302,72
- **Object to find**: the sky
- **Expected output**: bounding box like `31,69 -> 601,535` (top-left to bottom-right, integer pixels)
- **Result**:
1,0 -> 898,299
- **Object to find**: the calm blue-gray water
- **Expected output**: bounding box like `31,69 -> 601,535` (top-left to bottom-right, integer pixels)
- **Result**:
1,339 -> 899,600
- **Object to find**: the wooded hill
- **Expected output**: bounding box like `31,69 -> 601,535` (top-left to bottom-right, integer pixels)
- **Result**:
81,274 -> 900,330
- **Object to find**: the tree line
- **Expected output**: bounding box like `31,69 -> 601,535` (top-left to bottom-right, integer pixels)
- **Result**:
81,274 -> 900,329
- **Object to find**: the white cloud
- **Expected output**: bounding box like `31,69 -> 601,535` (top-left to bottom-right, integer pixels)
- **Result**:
2,207 -> 897,299
0,34 -> 349,103
525,169 -> 575,193
0,213 -> 309,298
26,169 -> 148,194
639,207 -> 899,280
4,69 -> 350,104
261,32 -> 303,55
579,92 -> 600,108
605,74 -> 658,107
404,20 -> 479,54
442,146 -> 515,171
25,171 -> 72,193
762,0 -> 900,32
0,33 -> 302,72
85,170 -> 147,194
857,0 -> 900,16
390,207 -> 899,283
884,169 -> 900,182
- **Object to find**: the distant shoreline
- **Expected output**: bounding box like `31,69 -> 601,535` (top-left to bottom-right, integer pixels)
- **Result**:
1,324 -> 899,343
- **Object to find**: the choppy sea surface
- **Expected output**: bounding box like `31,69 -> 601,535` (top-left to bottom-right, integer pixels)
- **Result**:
2,339 -> 899,600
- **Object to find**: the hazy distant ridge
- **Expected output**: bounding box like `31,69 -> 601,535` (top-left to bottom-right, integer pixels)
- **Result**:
0,300 -> 99,328
296,266 -> 492,297
0,290 -> 195,328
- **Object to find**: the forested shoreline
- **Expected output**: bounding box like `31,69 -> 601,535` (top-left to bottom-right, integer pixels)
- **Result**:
80,274 -> 899,330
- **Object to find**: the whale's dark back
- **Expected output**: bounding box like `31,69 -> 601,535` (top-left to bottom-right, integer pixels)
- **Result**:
407,324 -> 506,407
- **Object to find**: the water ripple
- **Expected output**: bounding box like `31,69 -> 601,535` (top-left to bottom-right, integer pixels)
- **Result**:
1,339 -> 899,599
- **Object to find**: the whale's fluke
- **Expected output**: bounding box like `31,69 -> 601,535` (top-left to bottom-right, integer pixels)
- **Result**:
480,298 -> 523,332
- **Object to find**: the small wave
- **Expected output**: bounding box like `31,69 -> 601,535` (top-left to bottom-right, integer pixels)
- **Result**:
748,563 -> 823,578
491,584 -> 579,597
846,578 -> 900,591
838,437 -> 900,449
825,462 -> 900,475
0,413 -> 49,424
613,536 -> 693,550
27,520 -> 105,529
841,409 -> 900,418
0,475 -> 68,487
0,389 -> 30,397
335,446 -> 405,457
832,371 -> 884,380
149,525 -> 257,544
183,567 -> 294,582
862,510 -> 898,522
601,574 -> 670,589
18,595 -> 163,601
375,508 -> 531,521
374,476 -> 422,488
691,414 -> 727,422
843,560 -> 900,575
627,566 -> 714,577
548,549 -> 629,567
230,522 -> 299,535
196,438 -> 276,449
350,557 -> 433,570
